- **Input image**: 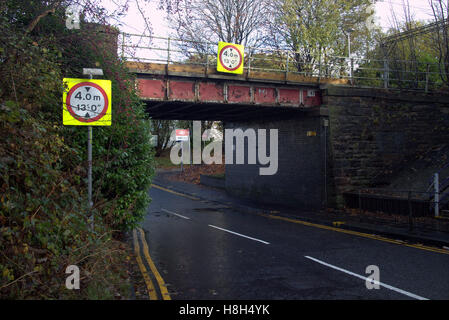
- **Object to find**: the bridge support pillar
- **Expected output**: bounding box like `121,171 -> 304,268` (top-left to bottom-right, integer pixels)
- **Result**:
224,110 -> 330,210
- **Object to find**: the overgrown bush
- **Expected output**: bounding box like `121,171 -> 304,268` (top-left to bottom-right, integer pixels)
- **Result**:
0,1 -> 155,298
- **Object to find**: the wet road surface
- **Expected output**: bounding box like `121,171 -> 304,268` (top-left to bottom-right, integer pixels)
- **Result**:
140,185 -> 449,300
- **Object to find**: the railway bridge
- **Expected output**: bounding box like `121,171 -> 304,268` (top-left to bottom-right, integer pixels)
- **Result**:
124,40 -> 449,212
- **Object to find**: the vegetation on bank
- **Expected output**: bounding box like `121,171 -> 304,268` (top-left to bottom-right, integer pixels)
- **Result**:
0,1 -> 155,298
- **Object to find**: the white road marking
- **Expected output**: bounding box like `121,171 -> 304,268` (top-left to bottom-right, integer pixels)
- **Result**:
161,208 -> 190,220
304,256 -> 429,300
208,224 -> 270,245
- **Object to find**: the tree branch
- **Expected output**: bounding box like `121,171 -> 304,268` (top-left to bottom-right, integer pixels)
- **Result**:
25,8 -> 56,34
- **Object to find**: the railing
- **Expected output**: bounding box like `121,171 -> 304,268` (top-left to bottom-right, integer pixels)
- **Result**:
343,188 -> 449,233
428,170 -> 449,217
119,33 -> 448,91
352,170 -> 449,221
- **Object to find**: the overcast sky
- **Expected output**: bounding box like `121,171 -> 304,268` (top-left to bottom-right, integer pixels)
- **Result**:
107,0 -> 438,36
376,0 -> 437,27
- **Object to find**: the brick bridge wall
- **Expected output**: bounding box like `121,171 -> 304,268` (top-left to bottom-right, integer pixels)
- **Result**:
224,113 -> 326,210
324,86 -> 449,206
224,86 -> 449,211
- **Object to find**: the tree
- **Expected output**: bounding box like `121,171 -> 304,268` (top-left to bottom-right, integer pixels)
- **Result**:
354,16 -> 445,90
0,0 -> 155,298
356,0 -> 445,90
265,0 -> 374,75
429,0 -> 449,85
151,119 -> 176,156
162,0 -> 270,58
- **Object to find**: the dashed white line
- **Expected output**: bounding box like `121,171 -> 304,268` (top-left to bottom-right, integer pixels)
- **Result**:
208,224 -> 270,245
304,256 -> 429,300
161,208 -> 191,220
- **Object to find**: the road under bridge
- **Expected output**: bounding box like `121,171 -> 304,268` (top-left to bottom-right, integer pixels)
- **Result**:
127,61 -> 449,212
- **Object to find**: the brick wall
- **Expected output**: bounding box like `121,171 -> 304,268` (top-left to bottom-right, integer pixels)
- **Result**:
224,115 -> 326,210
223,87 -> 449,211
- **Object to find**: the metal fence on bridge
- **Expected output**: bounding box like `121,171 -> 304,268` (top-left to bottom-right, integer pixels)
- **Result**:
119,32 -> 446,91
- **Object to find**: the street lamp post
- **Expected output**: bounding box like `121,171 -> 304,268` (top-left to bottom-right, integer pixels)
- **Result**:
347,33 -> 351,58
346,28 -> 355,57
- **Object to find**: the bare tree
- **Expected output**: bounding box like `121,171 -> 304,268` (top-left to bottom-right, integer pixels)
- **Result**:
162,0 -> 270,57
383,0 -> 421,87
429,0 -> 449,85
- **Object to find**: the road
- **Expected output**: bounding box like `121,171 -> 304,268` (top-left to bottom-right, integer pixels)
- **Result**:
138,185 -> 449,300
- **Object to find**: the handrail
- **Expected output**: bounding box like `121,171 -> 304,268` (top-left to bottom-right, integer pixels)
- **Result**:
120,32 -> 449,90
121,32 -> 449,66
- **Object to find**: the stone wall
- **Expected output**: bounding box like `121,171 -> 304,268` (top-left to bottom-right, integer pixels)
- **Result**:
323,86 -> 449,206
222,86 -> 449,211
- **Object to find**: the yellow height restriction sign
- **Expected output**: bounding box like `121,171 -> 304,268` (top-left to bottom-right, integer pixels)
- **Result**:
63,78 -> 112,126
216,41 -> 244,75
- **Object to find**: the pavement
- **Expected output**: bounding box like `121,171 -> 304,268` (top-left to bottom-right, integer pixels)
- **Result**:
153,168 -> 449,249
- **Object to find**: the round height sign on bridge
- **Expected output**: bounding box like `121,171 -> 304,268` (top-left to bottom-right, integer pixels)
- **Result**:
63,78 -> 112,126
216,41 -> 244,75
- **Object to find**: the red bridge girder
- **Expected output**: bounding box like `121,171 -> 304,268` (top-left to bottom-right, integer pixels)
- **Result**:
137,78 -> 322,108
127,62 -> 333,120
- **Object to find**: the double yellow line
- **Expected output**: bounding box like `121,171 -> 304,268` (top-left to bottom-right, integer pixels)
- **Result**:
132,227 -> 171,300
151,183 -> 449,256
261,213 -> 449,255
152,184 -> 200,201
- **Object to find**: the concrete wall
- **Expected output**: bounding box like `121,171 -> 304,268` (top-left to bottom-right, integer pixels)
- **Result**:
324,86 -> 449,206
224,114 -> 326,210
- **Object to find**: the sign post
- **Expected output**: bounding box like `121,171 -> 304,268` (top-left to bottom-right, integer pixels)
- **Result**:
86,71 -> 94,230
176,129 -> 190,172
63,69 -> 111,230
88,124 -> 92,224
